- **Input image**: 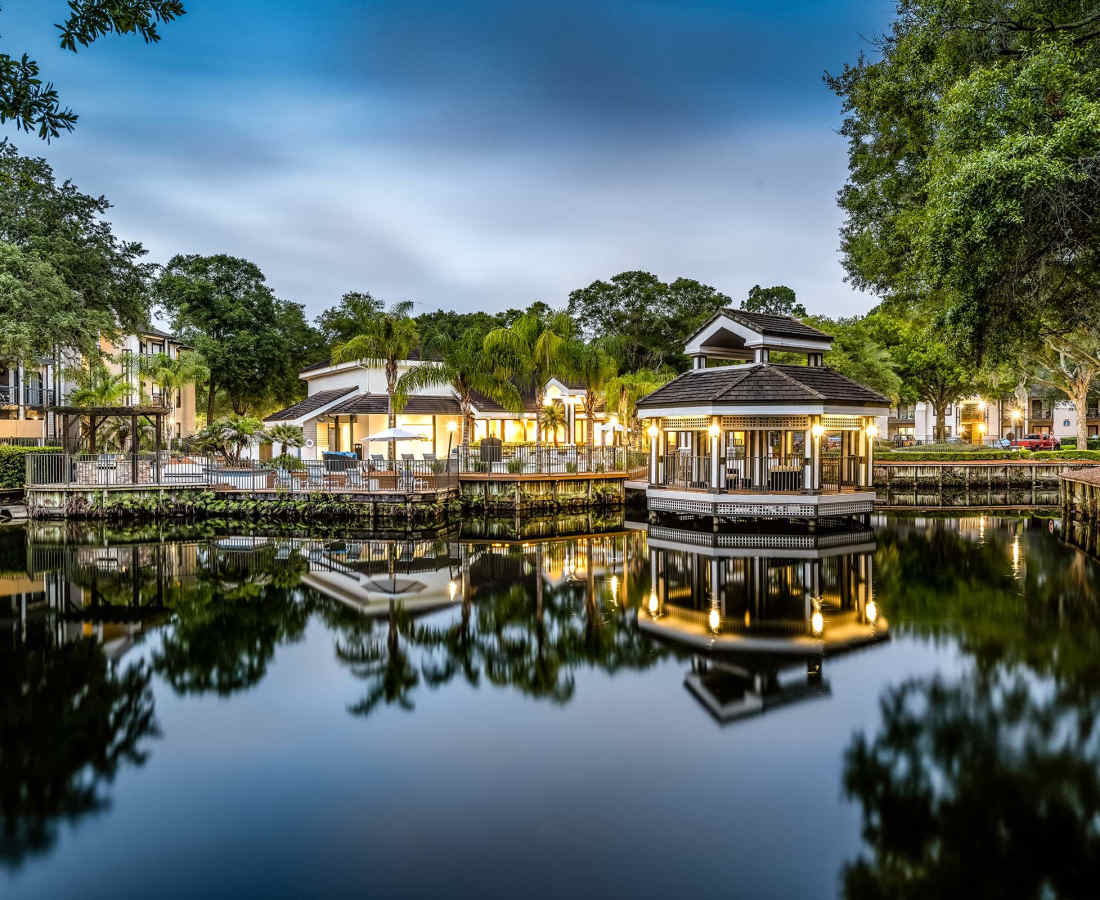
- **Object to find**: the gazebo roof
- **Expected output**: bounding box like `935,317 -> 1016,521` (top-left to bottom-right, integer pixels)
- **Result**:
717,309 -> 832,341
637,363 -> 889,410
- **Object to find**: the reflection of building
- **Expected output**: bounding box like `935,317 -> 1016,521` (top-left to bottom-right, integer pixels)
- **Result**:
640,523 -> 888,723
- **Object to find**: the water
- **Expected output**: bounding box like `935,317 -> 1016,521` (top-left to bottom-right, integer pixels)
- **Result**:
3,513 -> 1099,899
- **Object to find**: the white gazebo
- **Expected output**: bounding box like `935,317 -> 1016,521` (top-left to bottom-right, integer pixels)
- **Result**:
637,309 -> 889,523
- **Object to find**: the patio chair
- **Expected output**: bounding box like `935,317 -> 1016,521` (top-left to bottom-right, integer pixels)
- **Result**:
422,452 -> 436,462
401,453 -> 414,461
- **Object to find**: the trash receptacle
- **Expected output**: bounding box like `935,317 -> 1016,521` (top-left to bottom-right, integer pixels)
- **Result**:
482,437 -> 503,463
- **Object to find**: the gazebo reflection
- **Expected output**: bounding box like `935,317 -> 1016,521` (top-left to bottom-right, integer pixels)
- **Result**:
638,522 -> 889,723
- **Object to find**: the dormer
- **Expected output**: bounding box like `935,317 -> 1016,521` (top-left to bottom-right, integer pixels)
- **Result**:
683,309 -> 832,368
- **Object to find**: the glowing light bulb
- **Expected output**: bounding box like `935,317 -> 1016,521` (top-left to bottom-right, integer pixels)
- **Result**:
647,423 -> 658,439
865,423 -> 879,439
811,423 -> 825,439
610,575 -> 618,596
811,610 -> 824,635
708,422 -> 720,438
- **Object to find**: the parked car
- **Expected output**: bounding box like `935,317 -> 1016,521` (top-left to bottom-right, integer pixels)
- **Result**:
1010,433 -> 1061,450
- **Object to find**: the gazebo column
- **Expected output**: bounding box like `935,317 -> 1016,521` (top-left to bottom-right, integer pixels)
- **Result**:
803,424 -> 813,493
709,418 -> 720,491
811,417 -> 822,492
840,431 -> 849,487
864,419 -> 875,487
648,421 -> 659,483
856,422 -> 867,487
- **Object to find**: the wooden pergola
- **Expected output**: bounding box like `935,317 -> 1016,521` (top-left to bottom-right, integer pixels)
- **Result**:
50,404 -> 169,482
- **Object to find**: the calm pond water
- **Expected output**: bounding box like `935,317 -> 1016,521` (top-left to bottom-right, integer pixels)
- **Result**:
3,513 -> 1100,899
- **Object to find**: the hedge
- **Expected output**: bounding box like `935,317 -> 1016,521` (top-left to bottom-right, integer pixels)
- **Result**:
0,445 -> 60,491
877,449 -> 1100,462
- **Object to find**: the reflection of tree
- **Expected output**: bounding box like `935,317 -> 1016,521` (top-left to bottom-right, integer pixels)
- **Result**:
332,535 -> 665,717
152,545 -> 310,696
0,639 -> 158,868
843,672 -> 1100,899
335,609 -> 420,715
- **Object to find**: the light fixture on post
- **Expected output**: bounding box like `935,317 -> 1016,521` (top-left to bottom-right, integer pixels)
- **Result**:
647,423 -> 658,438
865,423 -> 879,439
811,422 -> 825,440
707,422 -> 720,438
708,607 -> 721,633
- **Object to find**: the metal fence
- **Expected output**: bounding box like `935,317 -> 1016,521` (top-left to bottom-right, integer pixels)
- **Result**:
455,445 -> 645,476
25,452 -> 460,494
0,385 -> 55,408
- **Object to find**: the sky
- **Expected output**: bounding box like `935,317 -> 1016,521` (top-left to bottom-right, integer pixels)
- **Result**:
1,0 -> 896,322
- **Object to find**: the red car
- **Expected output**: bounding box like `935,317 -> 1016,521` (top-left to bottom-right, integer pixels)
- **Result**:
1011,433 -> 1061,450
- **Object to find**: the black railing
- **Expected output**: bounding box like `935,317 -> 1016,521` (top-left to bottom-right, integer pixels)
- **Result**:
454,445 -> 643,475
0,385 -> 54,407
656,452 -> 865,493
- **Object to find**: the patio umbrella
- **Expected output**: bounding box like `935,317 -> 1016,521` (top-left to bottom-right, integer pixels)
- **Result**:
360,426 -> 427,460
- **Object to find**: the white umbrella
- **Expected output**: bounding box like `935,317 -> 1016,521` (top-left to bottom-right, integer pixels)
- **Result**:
360,427 -> 428,443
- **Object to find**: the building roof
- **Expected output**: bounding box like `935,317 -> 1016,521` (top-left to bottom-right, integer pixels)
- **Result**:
718,309 -> 831,341
328,394 -> 461,415
469,388 -> 540,414
263,387 -> 356,422
636,363 -> 888,409
140,325 -> 192,349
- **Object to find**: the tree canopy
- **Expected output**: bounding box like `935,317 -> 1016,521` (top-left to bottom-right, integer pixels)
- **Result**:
829,0 -> 1100,359
1,1 -> 185,140
741,284 -> 807,318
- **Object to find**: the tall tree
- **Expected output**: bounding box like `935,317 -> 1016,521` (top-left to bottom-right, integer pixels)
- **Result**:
0,141 -> 153,351
484,309 -> 574,445
1028,329 -> 1100,450
156,254 -> 290,423
567,272 -> 730,371
562,341 -> 618,449
399,327 -> 522,450
331,300 -> 429,460
316,291 -> 383,350
1,1 -> 185,140
806,314 -> 902,401
829,0 -> 1100,357
741,284 -> 807,318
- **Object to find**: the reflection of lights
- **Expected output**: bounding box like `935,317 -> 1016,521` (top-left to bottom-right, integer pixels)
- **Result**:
744,609 -> 751,627
647,423 -> 658,439
1012,537 -> 1021,574
448,579 -> 458,600
811,423 -> 825,439
977,423 -> 986,435
708,607 -> 721,632
865,423 -> 879,439
648,591 -> 658,615
811,610 -> 824,635
610,575 -> 618,596
979,515 -> 985,540
866,601 -> 877,624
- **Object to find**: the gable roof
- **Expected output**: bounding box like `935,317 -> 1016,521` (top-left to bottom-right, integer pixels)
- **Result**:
263,387 -> 356,422
298,347 -> 442,377
328,394 -> 461,415
636,363 -> 888,409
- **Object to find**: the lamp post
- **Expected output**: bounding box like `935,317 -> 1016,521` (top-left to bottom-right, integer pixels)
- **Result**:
1010,409 -> 1022,442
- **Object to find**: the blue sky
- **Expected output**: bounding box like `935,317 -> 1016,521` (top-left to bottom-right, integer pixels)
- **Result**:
1,0 -> 895,320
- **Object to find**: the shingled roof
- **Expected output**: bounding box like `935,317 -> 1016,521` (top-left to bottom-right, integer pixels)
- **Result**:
329,394 -> 461,415
718,309 -> 831,341
264,387 -> 356,422
637,364 -> 888,409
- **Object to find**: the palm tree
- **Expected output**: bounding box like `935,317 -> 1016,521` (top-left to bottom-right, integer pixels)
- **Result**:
483,309 -> 574,445
263,423 -> 305,458
541,402 -> 566,445
396,327 -> 523,451
332,300 -> 431,460
190,415 -> 265,465
65,358 -> 131,407
138,350 -> 209,446
562,340 -> 617,449
605,369 -> 674,448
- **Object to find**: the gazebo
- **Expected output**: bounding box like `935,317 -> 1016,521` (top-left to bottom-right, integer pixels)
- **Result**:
637,310 -> 889,522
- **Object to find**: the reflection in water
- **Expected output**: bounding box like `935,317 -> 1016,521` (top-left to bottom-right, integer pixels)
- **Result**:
640,522 -> 888,723
10,513 -> 1100,895
843,515 -> 1100,896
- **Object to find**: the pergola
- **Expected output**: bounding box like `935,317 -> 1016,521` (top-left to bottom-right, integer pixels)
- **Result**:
51,404 -> 169,482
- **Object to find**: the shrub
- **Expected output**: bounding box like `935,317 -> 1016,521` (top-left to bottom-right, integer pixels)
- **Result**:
1,445 -> 62,491
506,457 -> 525,474
1057,438 -> 1100,450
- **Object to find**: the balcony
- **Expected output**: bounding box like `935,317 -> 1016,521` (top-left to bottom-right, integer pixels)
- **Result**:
0,385 -> 55,408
